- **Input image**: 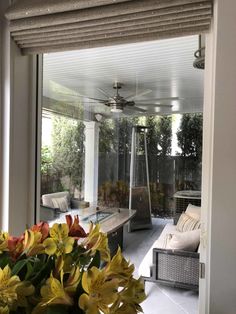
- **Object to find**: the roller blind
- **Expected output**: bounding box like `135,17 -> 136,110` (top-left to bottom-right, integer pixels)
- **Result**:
5,0 -> 213,55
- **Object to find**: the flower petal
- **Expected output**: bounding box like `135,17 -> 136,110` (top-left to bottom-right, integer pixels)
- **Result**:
43,238 -> 57,256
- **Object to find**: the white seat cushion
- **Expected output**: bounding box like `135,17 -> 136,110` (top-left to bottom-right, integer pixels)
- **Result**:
42,191 -> 70,208
138,223 -> 177,278
166,229 -> 200,251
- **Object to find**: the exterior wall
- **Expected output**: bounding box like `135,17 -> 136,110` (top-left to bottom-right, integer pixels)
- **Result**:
200,0 -> 236,313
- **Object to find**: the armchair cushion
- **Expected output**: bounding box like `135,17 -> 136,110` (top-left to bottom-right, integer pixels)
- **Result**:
42,191 -> 70,209
51,196 -> 68,212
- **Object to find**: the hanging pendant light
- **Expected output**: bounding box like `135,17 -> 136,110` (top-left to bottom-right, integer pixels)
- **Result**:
193,35 -> 205,69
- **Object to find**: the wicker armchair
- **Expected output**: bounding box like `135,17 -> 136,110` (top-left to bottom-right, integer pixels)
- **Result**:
141,248 -> 199,290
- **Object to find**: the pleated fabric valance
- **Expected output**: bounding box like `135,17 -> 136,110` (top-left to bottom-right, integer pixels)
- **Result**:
5,0 -> 213,55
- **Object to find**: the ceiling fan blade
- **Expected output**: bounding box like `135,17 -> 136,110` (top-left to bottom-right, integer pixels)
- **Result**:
135,103 -> 173,108
137,97 -> 179,102
57,91 -> 107,102
125,106 -> 147,113
97,87 -> 113,99
126,89 -> 152,101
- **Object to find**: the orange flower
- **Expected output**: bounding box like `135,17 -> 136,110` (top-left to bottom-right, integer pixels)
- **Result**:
7,235 -> 24,261
31,221 -> 49,241
65,215 -> 87,239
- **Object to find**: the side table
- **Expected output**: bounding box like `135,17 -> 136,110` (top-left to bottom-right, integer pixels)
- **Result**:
173,190 -> 201,224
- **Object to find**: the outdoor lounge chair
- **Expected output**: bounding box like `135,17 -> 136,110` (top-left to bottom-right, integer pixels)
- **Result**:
138,204 -> 200,290
40,191 -> 85,221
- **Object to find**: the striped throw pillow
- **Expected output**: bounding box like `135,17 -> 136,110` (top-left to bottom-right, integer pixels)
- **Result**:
176,212 -> 200,232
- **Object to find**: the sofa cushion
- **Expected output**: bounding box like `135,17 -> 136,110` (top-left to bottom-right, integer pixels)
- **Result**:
176,212 -> 200,232
185,204 -> 201,220
52,196 -> 68,212
166,229 -> 200,251
138,223 -> 177,278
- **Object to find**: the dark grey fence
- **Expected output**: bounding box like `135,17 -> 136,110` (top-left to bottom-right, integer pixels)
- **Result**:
98,153 -> 202,218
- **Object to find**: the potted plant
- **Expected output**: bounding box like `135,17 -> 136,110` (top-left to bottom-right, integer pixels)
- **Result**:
0,215 -> 146,313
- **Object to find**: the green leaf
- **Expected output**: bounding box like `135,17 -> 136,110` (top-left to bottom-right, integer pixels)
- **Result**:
25,261 -> 34,280
0,253 -> 11,269
25,256 -> 43,281
30,256 -> 55,286
11,259 -> 28,276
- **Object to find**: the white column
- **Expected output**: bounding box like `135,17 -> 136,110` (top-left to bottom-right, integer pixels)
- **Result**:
200,1 -> 236,313
84,121 -> 99,206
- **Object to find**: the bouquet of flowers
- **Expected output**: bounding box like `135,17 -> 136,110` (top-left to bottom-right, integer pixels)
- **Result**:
0,215 -> 146,314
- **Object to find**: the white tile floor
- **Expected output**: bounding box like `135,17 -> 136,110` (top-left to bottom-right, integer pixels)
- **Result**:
122,218 -> 199,314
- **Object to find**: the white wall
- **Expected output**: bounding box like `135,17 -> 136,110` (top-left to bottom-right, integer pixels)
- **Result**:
200,1 -> 236,313
0,0 -> 11,232
0,1 -> 37,235
8,42 -> 37,234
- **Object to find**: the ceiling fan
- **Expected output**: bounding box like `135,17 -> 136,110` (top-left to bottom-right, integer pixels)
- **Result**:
58,82 -> 178,114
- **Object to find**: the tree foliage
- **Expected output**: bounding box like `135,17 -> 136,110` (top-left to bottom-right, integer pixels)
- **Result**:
51,115 -> 85,191
157,116 -> 172,156
41,146 -> 53,175
146,116 -> 172,156
116,117 -> 139,154
176,113 -> 203,159
99,119 -> 116,153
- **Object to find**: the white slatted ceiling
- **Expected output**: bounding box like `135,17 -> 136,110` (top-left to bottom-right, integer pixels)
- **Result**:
43,35 -> 204,116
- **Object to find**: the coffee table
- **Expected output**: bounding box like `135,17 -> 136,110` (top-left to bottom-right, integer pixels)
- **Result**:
49,206 -> 136,255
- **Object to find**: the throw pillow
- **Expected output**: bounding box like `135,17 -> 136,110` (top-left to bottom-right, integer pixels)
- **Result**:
52,196 -> 68,212
166,229 -> 200,251
185,203 -> 201,220
176,212 -> 200,232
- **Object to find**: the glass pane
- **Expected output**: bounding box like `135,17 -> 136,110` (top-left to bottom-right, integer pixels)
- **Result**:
39,37 -> 203,223
40,71 -> 88,222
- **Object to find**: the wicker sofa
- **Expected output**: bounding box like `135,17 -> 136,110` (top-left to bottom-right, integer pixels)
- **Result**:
138,206 -> 200,290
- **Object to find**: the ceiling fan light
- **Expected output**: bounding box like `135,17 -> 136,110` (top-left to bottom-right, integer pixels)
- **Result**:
111,107 -> 123,113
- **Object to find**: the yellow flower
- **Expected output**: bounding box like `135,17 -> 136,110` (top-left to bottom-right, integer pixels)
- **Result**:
83,224 -> 110,262
43,223 -> 74,256
32,275 -> 73,314
120,278 -> 146,309
109,278 -> 146,314
0,232 -> 8,254
0,265 -> 20,309
105,247 -> 134,284
0,306 -> 9,314
23,230 -> 44,256
79,266 -> 119,314
109,302 -> 139,314
15,281 -> 35,308
64,266 -> 81,294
